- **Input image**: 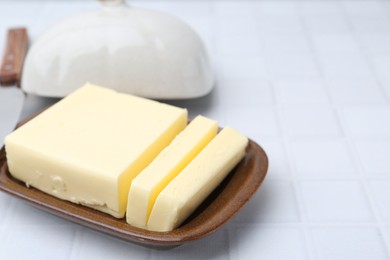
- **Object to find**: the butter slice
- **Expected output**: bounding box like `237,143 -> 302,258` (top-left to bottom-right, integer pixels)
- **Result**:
126,115 -> 218,228
4,83 -> 187,218
147,127 -> 248,232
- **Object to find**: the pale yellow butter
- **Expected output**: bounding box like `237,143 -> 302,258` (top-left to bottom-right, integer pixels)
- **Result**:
147,127 -> 248,232
4,83 -> 187,218
126,115 -> 218,228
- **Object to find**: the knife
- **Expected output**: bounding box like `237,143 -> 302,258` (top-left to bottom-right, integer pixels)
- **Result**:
0,28 -> 28,147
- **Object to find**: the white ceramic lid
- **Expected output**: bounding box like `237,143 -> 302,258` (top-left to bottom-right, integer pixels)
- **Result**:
22,0 -> 214,99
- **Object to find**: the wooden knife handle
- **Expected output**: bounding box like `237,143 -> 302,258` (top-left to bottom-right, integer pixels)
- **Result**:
0,28 -> 29,86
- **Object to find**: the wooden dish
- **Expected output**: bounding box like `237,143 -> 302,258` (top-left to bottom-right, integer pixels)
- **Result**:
0,116 -> 268,247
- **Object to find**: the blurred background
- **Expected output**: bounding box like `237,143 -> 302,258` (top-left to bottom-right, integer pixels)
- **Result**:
1,0 -> 390,259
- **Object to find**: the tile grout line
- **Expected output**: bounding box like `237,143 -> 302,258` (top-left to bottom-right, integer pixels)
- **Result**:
222,1 -> 273,257
337,107 -> 390,252
271,101 -> 315,260
338,1 -> 390,254
314,0 -> 390,253
339,1 -> 390,104
251,3 -> 314,258
1,1 -> 389,258
291,1 -> 353,259
336,107 -> 390,249
291,0 -> 390,256
262,2 -> 315,254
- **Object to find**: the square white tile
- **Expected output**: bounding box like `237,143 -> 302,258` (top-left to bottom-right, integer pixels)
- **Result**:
298,1 -> 344,16
291,140 -> 356,178
151,229 -> 230,260
273,79 -> 329,105
234,180 -> 300,223
224,107 -> 280,139
347,14 -> 390,33
260,32 -> 311,54
214,1 -> 254,17
357,33 -> 390,54
73,229 -> 149,260
180,99 -> 220,123
371,54 -> 390,79
0,225 -> 76,260
231,225 -> 308,260
326,79 -> 386,105
342,107 -> 390,138
302,14 -> 350,34
280,108 -> 341,137
217,54 -> 268,79
214,13 -> 257,35
1,1 -> 390,259
259,140 -> 290,178
256,1 -> 297,15
311,33 -> 360,54
300,181 -> 373,222
378,75 -> 390,100
342,1 -> 386,15
369,181 -> 390,222
317,53 -> 373,79
355,141 -> 390,176
311,227 -> 389,260
257,14 -> 304,34
214,32 -> 262,56
0,2 -> 41,36
266,53 -> 320,79
217,79 -> 274,106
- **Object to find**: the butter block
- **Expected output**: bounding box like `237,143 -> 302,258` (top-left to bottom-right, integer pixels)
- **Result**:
126,115 -> 218,228
147,127 -> 248,232
4,83 -> 187,218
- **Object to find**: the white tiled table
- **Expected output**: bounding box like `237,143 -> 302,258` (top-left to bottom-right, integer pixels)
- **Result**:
1,1 -> 390,259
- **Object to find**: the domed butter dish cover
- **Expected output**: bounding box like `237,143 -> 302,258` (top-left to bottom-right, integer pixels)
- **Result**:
22,0 -> 214,99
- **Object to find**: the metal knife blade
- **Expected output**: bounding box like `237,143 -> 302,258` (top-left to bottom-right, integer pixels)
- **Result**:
0,28 -> 28,146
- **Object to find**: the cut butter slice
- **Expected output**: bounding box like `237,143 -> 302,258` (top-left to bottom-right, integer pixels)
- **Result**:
147,127 -> 248,232
4,83 -> 187,218
126,115 -> 218,228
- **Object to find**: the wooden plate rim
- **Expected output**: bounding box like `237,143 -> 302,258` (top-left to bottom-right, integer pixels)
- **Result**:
0,115 -> 268,247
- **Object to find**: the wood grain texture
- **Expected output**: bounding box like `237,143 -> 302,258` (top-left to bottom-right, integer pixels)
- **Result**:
0,28 -> 28,86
